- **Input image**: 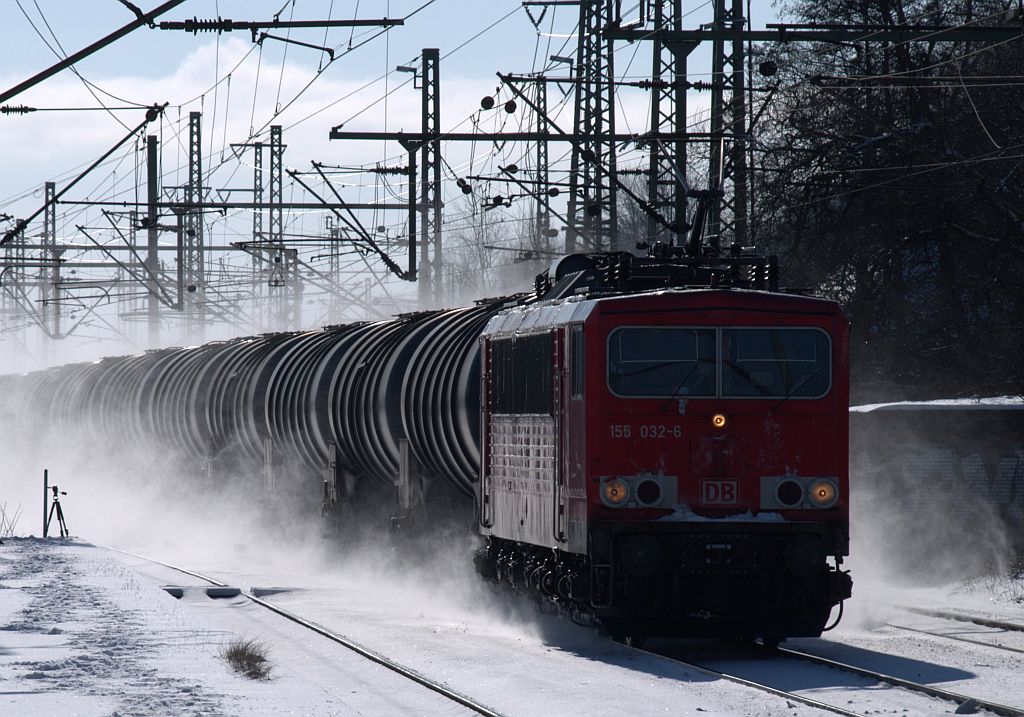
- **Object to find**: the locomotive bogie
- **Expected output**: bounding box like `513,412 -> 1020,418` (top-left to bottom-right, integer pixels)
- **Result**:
588,521 -> 851,639
475,520 -> 850,641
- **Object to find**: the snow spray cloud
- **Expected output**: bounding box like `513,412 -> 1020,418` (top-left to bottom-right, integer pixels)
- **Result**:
295,512 -> 589,648
848,404 -> 1019,588
0,357 -> 553,645
0,366 -> 326,568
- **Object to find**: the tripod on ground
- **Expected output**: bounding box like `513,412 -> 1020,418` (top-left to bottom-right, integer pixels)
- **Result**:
45,485 -> 69,539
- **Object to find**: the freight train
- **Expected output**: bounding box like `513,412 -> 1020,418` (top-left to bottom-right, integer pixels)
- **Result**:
0,250 -> 853,643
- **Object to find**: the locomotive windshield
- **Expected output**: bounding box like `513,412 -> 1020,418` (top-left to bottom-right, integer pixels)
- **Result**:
607,327 -> 830,399
721,328 -> 830,398
608,328 -> 717,397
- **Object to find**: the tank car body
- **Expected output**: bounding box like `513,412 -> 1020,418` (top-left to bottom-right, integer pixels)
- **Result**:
476,287 -> 852,641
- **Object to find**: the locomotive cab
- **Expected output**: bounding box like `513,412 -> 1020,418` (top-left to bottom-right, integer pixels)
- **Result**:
477,287 -> 852,642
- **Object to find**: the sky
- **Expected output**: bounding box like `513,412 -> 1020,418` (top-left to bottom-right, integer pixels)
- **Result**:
0,0 -> 786,369
1,0 -> 786,214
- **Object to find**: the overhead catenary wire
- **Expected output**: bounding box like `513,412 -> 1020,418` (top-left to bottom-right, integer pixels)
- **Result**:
15,0 -> 134,131
6,0 -> 1018,357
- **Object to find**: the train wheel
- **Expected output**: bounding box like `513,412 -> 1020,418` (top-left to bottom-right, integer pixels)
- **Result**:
601,628 -> 645,649
759,634 -> 782,649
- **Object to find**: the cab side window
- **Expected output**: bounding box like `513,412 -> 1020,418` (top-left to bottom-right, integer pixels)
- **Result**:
570,326 -> 584,399
490,333 -> 553,414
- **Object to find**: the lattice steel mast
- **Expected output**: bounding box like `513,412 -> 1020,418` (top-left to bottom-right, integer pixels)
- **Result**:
534,80 -> 552,257
706,0 -> 748,249
419,48 -> 442,306
647,0 -> 689,245
184,110 -> 206,338
566,0 -> 618,253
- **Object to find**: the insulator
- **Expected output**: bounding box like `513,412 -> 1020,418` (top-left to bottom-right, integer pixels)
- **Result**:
175,16 -> 237,34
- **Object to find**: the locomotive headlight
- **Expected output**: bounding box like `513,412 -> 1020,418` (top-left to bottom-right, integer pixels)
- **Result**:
635,478 -> 663,507
808,479 -> 839,508
775,478 -> 804,507
600,478 -> 631,507
711,413 -> 728,429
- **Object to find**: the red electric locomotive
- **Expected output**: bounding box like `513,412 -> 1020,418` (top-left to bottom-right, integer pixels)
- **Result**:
476,253 -> 852,643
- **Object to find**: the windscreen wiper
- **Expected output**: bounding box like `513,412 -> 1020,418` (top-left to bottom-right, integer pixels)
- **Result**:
722,358 -> 773,397
769,367 -> 823,416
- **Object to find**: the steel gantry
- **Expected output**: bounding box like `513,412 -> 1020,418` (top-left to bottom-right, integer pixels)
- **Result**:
608,15 -> 1024,250
7,4 -> 1019,356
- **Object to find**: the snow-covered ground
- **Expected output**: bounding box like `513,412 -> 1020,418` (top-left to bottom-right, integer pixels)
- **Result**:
2,523 -> 1023,716
2,438 -> 1023,717
0,535 -> 792,716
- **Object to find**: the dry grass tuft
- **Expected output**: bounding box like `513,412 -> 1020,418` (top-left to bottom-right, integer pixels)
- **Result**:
221,637 -> 272,680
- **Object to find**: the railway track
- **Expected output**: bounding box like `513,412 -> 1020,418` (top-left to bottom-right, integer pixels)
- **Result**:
880,605 -> 1024,657
773,644 -> 1024,717
99,546 -> 1024,716
886,611 -> 1024,657
886,622 -> 1024,655
634,646 -> 863,716
902,606 -> 1024,634
642,639 -> 1024,717
104,547 -> 503,717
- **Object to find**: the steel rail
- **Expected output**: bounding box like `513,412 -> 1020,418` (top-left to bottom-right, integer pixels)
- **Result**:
102,547 -> 504,717
886,622 -> 1024,655
631,646 -> 862,717
774,645 -> 1024,717
903,607 -> 1024,634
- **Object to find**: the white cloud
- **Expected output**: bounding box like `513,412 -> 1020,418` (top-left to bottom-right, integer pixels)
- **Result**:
0,31 -> 718,369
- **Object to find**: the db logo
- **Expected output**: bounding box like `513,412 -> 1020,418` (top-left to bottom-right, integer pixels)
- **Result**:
701,480 -> 738,504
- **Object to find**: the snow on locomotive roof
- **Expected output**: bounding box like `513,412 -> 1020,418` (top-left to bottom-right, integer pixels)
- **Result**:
482,286 -> 838,338
850,396 -> 1024,412
482,293 -> 597,337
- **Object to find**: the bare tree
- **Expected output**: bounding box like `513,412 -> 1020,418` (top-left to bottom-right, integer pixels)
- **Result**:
753,0 -> 1024,401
